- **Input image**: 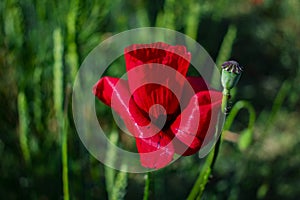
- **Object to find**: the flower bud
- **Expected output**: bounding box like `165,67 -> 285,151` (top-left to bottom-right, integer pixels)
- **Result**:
221,60 -> 243,90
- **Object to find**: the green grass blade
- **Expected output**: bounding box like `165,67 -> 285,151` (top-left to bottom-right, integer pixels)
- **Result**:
155,0 -> 175,29
224,100 -> 256,131
33,67 -> 43,132
111,165 -> 128,200
53,28 -> 64,123
187,150 -> 214,200
185,1 -> 201,39
212,25 -> 237,89
105,129 -> 119,198
53,27 -> 69,200
143,172 -> 154,200
61,109 -> 70,200
224,101 -> 256,151
18,91 -> 31,165
264,80 -> 291,132
66,0 -> 79,83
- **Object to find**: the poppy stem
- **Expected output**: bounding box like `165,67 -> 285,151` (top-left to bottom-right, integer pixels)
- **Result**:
210,136 -> 221,170
62,85 -> 72,200
187,92 -> 232,200
212,89 -> 231,169
143,172 -> 154,200
187,148 -> 215,200
221,89 -> 231,114
188,60 -> 243,199
212,90 -> 231,170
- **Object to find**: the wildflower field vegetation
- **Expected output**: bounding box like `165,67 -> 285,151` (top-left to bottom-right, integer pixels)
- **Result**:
1,0 -> 300,199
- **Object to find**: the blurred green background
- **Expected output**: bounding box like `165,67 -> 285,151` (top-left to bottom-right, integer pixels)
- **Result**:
1,0 -> 300,199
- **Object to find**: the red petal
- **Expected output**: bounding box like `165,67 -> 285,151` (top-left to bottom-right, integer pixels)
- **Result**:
93,77 -> 119,106
186,76 -> 209,93
180,76 -> 210,109
170,90 -> 222,156
93,77 -> 148,128
124,42 -> 191,118
135,131 -> 174,169
124,42 -> 191,76
93,77 -> 175,168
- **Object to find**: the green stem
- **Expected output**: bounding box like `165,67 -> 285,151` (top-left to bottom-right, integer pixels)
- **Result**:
18,91 -> 31,165
221,89 -> 230,114
62,85 -> 71,200
187,149 -> 215,200
211,25 -> 237,89
105,127 -> 118,199
143,172 -> 153,200
211,88 -> 233,169
224,101 -> 256,131
264,80 -> 291,132
53,28 -> 69,200
111,165 -> 128,200
210,136 -> 221,170
62,115 -> 69,200
188,89 -> 233,199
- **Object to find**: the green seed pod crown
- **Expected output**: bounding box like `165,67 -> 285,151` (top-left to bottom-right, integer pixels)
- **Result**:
221,60 -> 243,90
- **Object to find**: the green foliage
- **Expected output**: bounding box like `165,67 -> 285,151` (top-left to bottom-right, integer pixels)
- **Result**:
53,28 -> 64,124
238,128 -> 253,151
18,91 -> 31,165
1,0 -> 300,199
105,129 -> 128,200
187,149 -> 214,200
111,168 -> 128,200
212,24 -> 237,89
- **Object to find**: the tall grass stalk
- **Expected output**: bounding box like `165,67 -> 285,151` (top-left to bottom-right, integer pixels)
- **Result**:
105,129 -> 119,198
53,28 -> 69,200
53,28 -> 64,123
215,25 -> 237,68
33,67 -> 43,132
212,25 -> 237,88
3,0 -> 24,48
187,150 -> 214,200
143,172 -> 154,200
155,0 -> 175,29
264,80 -> 291,132
136,8 -> 150,27
62,85 -> 72,200
18,91 -> 31,165
185,1 -> 201,40
66,0 -> 79,83
105,129 -> 128,200
111,166 -> 128,200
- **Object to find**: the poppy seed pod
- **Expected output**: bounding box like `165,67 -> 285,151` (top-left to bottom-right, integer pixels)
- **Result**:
221,61 -> 243,114
221,60 -> 243,90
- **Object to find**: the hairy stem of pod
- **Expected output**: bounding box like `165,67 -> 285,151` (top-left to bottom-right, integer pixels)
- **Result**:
222,89 -> 231,114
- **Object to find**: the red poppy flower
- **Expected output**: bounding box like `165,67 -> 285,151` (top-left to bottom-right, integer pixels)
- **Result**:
93,42 -> 222,169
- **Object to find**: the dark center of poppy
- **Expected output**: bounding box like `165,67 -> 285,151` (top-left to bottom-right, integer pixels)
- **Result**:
148,104 -> 167,130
